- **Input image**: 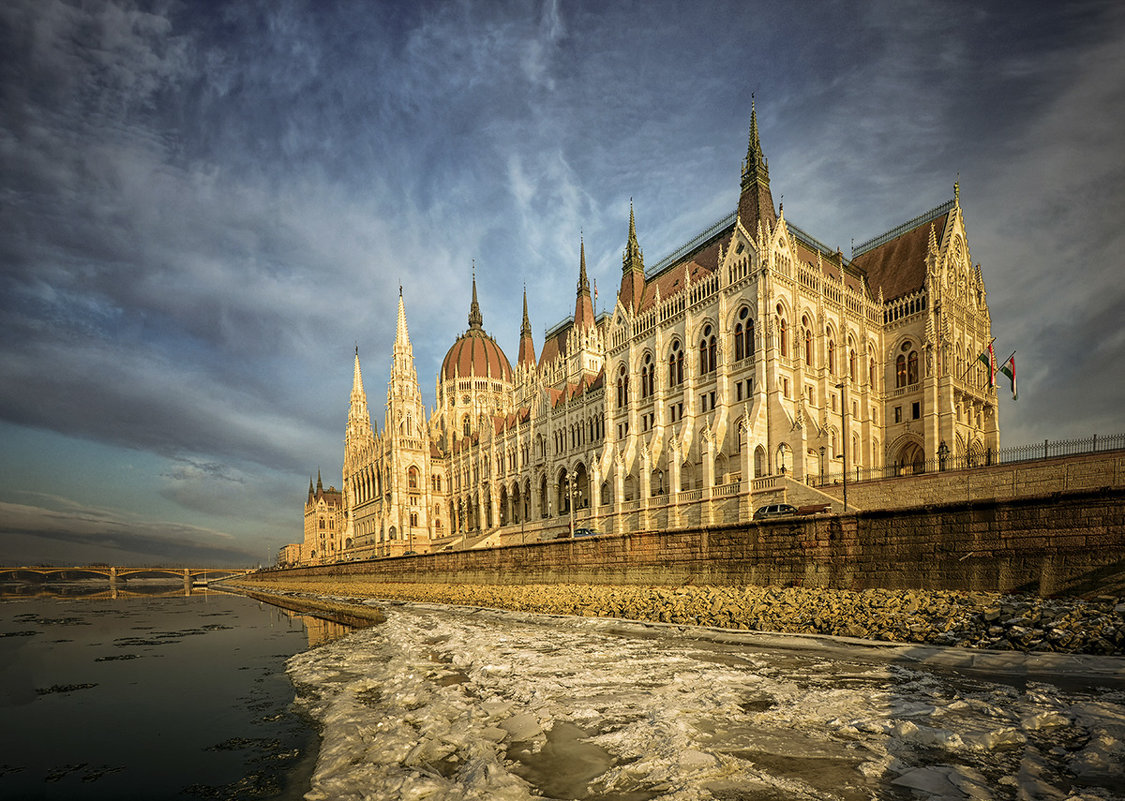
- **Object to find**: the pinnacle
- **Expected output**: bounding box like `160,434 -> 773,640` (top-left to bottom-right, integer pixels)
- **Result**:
395,291 -> 412,351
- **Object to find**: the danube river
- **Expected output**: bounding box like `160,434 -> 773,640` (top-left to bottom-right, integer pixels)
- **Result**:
3,585 -> 1124,800
0,583 -> 366,800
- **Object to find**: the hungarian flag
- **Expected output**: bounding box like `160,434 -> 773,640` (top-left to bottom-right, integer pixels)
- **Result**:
998,354 -> 1017,400
976,344 -> 995,388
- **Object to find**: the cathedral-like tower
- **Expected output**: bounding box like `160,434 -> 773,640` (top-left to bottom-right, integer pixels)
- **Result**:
383,289 -> 437,554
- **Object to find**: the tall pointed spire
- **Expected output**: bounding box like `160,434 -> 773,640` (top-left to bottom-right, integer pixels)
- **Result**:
468,261 -> 483,330
394,286 -> 412,352
574,236 -> 595,331
518,285 -> 536,369
738,98 -> 777,234
390,288 -> 420,394
316,468 -> 323,494
346,346 -> 373,449
619,200 -> 646,311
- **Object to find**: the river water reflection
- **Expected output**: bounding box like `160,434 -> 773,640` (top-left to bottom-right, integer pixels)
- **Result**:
0,583 -> 369,800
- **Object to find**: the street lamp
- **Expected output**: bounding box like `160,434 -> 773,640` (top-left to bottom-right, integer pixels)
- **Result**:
819,445 -> 826,485
835,382 -> 848,512
568,470 -> 577,538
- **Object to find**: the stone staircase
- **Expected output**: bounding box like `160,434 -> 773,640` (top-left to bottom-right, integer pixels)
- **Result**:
777,475 -> 858,513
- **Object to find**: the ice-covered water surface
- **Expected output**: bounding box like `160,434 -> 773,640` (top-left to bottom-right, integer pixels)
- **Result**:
288,602 -> 1125,801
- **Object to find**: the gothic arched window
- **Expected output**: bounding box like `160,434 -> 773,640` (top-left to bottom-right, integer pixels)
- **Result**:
896,354 -> 907,388
668,340 -> 683,387
699,324 -> 716,374
734,306 -> 753,361
616,366 -> 630,408
907,350 -> 919,385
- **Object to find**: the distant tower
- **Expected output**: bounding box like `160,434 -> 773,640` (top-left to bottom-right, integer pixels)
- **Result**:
303,468 -> 342,564
341,347 -> 374,547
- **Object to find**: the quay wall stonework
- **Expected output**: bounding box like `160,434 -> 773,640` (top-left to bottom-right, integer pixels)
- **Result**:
259,487 -> 1125,599
817,451 -> 1125,512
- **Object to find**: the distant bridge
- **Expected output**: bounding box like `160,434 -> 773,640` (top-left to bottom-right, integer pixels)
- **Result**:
0,566 -> 253,591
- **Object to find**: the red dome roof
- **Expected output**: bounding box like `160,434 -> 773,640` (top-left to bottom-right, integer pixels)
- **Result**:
441,329 -> 513,383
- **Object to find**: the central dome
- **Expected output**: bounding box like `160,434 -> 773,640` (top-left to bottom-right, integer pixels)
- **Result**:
439,271 -> 513,383
441,328 -> 513,382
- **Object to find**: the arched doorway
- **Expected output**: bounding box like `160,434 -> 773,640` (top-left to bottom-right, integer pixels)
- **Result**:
896,441 -> 925,475
573,463 -> 589,509
776,443 -> 792,476
556,467 -> 570,514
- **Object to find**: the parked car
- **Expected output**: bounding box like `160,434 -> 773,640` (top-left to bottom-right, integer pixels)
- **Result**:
753,503 -> 798,520
573,528 -> 601,538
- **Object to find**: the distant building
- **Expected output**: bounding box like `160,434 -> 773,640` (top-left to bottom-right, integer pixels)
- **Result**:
277,543 -> 302,568
300,471 -> 343,563
287,103 -> 999,564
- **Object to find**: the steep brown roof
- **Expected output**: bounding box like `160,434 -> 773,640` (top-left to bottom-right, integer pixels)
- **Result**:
441,329 -> 513,382
852,213 -> 947,301
538,323 -> 570,369
635,230 -> 729,314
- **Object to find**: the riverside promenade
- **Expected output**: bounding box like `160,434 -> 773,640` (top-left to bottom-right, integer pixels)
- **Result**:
240,462 -> 1125,656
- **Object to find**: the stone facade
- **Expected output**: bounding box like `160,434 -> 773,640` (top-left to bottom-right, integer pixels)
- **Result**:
302,471 -> 343,563
271,485 -> 1125,599
284,104 -> 1001,565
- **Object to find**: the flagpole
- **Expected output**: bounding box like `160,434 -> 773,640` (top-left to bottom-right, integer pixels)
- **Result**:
959,337 -> 996,385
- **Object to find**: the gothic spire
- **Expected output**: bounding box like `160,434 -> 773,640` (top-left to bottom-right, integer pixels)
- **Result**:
468,261 -> 483,330
577,236 -> 591,295
521,285 -> 532,336
346,347 -> 374,446
316,468 -> 323,494
574,237 -> 595,331
738,98 -> 777,234
518,285 -> 537,369
619,200 -> 646,311
394,286 -> 412,352
389,289 -> 420,394
622,199 -> 644,275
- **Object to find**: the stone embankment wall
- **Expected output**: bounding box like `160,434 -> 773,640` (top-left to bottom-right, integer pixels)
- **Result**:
819,450 -> 1125,512
266,488 -> 1124,598
227,578 -> 1125,655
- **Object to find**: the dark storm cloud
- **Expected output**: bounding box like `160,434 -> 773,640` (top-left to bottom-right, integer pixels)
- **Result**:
0,494 -> 260,565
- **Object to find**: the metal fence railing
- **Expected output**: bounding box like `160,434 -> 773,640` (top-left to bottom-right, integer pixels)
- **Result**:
808,433 -> 1125,488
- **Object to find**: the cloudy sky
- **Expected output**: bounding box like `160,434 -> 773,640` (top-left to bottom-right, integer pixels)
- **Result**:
1,0 -> 1122,567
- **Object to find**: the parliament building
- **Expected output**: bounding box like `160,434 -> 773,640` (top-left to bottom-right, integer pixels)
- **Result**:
289,105 -> 999,564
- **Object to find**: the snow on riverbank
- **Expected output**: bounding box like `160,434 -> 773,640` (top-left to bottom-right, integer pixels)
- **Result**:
287,600 -> 1125,801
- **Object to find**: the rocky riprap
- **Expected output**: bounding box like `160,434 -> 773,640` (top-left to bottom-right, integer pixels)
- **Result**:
228,578 -> 1125,656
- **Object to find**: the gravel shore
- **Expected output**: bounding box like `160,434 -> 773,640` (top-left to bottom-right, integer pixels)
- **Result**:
227,576 -> 1125,656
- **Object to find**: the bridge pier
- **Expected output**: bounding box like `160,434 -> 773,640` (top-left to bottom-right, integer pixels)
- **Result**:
184,568 -> 192,596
